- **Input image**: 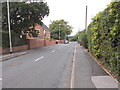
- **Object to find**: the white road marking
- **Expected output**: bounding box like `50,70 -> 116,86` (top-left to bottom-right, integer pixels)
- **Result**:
35,56 -> 44,62
51,50 -> 56,53
0,78 -> 2,81
70,45 -> 77,88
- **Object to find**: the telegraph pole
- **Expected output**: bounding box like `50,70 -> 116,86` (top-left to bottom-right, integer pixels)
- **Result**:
7,0 -> 12,54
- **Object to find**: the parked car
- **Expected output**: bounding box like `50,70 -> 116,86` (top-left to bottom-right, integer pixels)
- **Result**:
64,40 -> 69,44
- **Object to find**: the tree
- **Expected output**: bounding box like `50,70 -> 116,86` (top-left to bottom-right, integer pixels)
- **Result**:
69,32 -> 80,42
2,2 -> 49,36
49,19 -> 72,40
71,30 -> 88,48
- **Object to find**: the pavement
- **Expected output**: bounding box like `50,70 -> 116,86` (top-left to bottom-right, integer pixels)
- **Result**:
0,51 -> 29,62
1,42 -> 119,89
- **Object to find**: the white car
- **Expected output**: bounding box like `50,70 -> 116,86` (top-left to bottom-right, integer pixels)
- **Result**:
64,40 -> 69,44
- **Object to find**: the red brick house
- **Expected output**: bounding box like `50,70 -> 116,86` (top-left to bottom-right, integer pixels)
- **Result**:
25,23 -> 50,39
42,23 -> 50,39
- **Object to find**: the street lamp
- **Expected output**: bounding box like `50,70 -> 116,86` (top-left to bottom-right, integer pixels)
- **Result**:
7,0 -> 12,54
58,24 -> 61,41
85,5 -> 88,33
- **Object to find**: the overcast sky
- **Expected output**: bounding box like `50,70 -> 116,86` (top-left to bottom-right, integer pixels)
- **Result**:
43,0 -> 112,36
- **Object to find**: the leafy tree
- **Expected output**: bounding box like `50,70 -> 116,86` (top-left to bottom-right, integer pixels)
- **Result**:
70,31 -> 80,42
49,19 -> 72,40
2,2 -> 49,36
72,30 -> 88,48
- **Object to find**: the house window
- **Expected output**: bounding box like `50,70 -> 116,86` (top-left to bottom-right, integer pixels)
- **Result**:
35,29 -> 40,34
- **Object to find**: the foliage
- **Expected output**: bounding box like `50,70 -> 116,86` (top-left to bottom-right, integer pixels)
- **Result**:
1,30 -> 27,48
69,33 -> 79,42
73,1 -> 120,80
87,2 -> 120,80
49,19 -> 72,40
2,2 -> 49,36
72,30 -> 88,48
79,31 -> 88,48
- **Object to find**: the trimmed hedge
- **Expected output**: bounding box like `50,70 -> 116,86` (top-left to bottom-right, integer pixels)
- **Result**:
1,30 -> 27,48
78,31 -> 88,49
87,2 -> 120,80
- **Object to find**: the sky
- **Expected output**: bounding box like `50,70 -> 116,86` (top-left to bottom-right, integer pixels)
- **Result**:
43,0 -> 112,36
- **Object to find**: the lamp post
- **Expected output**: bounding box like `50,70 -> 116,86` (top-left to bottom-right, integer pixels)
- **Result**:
58,24 -> 61,42
7,0 -> 12,54
64,24 -> 66,41
85,5 -> 88,33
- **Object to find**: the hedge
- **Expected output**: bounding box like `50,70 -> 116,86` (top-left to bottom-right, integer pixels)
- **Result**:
1,30 -> 27,48
77,31 -> 88,49
87,2 -> 120,81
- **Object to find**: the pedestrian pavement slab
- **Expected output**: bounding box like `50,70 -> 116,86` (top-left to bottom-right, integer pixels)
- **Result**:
91,76 -> 118,88
0,51 -> 28,61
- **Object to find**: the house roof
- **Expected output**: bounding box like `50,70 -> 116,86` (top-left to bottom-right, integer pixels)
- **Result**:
42,23 -> 50,31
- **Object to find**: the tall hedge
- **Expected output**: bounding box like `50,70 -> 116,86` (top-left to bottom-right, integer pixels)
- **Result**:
78,31 -> 88,49
1,30 -> 27,48
87,2 -> 120,80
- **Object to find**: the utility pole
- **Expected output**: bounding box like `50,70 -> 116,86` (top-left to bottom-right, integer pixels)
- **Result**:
85,6 -> 88,32
7,0 -> 12,54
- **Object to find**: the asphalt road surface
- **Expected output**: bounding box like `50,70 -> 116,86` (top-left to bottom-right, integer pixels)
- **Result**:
2,42 -> 119,89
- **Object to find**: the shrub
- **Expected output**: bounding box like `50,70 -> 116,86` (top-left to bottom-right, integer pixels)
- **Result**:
78,31 -> 88,49
1,30 -> 27,48
87,2 -> 120,80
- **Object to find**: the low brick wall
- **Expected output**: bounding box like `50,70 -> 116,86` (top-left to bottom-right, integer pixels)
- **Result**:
59,40 -> 64,44
13,45 -> 28,52
28,39 -> 45,49
49,40 -> 56,45
0,48 -> 9,54
45,40 -> 56,46
1,39 -> 65,54
0,45 -> 28,54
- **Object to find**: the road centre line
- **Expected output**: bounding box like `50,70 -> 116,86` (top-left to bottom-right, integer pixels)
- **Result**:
0,78 -> 2,81
70,45 -> 77,88
35,56 -> 44,62
51,50 -> 56,53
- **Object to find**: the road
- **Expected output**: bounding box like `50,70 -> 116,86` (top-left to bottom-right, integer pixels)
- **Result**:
2,42 -> 119,89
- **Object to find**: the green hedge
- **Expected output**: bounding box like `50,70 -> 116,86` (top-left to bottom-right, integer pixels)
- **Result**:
1,30 -> 27,48
78,31 -> 88,49
87,2 -> 120,80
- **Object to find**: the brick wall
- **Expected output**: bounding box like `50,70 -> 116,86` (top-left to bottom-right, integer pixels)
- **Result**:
28,39 -> 45,49
0,39 -> 64,54
13,45 -> 28,51
59,40 -> 64,43
0,48 -> 9,54
0,45 -> 28,54
45,40 -> 56,46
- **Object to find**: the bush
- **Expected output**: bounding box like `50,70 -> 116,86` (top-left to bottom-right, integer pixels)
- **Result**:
1,30 -> 27,48
78,31 -> 88,49
87,2 -> 120,80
